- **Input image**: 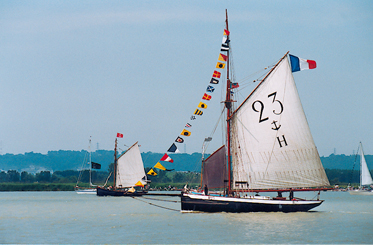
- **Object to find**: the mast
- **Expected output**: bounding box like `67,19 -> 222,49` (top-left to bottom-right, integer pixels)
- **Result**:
360,142 -> 363,187
113,138 -> 118,188
89,136 -> 92,186
224,9 -> 232,193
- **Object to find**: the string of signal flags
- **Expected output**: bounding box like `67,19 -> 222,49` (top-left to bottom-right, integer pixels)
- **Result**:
147,28 -> 239,176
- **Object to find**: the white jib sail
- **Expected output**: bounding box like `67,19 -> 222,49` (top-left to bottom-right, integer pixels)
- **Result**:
230,55 -> 330,190
360,143 -> 373,186
116,142 -> 147,188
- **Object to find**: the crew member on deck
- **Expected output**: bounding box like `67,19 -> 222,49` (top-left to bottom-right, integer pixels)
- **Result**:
204,184 -> 208,196
289,189 -> 294,200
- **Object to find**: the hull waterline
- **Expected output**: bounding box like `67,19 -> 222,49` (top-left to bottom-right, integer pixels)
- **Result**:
96,186 -> 147,197
181,193 -> 323,213
75,188 -> 97,194
349,190 -> 373,196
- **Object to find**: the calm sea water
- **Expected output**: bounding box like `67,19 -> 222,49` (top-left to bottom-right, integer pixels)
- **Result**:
0,191 -> 372,244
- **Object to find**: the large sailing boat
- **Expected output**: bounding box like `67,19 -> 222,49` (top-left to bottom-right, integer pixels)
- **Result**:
349,142 -> 373,195
181,10 -> 331,212
97,140 -> 148,196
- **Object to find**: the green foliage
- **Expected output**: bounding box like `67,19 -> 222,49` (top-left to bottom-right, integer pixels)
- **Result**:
320,154 -> 373,170
0,171 -> 7,182
2,149 -> 372,173
1,150 -> 372,191
0,183 -> 75,191
21,171 -> 35,183
35,171 -> 51,182
325,169 -> 371,186
8,170 -> 20,182
0,150 -> 206,173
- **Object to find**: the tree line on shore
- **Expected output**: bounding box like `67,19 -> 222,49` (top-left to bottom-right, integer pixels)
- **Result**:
0,166 -> 201,191
0,167 -> 368,189
1,150 -> 372,174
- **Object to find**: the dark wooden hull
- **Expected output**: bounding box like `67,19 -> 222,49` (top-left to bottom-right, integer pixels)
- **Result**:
181,193 -> 323,213
97,186 -> 147,197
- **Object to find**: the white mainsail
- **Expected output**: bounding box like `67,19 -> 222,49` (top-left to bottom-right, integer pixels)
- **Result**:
230,55 -> 329,190
115,142 -> 147,188
360,142 -> 373,186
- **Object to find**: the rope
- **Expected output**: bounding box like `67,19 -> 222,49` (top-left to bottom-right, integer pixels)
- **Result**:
131,197 -> 180,212
140,196 -> 181,203
348,144 -> 360,187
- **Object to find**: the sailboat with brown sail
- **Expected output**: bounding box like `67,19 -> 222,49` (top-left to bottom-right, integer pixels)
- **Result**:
181,10 -> 331,212
97,138 -> 148,196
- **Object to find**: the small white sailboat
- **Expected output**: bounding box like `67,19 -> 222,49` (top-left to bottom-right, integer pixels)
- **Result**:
75,137 -> 99,194
97,140 -> 148,196
349,142 -> 373,195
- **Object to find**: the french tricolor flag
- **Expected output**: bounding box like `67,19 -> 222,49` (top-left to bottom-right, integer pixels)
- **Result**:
289,54 -> 317,72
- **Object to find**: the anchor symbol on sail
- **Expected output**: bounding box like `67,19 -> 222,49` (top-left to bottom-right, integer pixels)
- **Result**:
271,120 -> 281,130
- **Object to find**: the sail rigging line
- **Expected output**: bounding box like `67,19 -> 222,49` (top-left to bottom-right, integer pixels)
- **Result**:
76,151 -> 88,185
232,65 -> 279,112
235,116 -> 259,143
76,138 -> 92,188
236,66 -> 274,85
203,107 -> 226,153
103,172 -> 112,187
228,38 -> 236,85
138,196 -> 181,203
227,52 -> 289,121
131,196 -> 180,212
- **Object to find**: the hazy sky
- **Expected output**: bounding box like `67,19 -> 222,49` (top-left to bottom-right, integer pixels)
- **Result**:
1,0 -> 372,157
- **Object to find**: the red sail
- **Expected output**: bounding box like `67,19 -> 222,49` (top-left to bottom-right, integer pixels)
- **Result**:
202,145 -> 227,189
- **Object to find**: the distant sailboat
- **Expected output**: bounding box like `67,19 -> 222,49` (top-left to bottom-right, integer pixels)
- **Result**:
181,10 -> 331,212
349,142 -> 373,195
75,137 -> 99,194
97,139 -> 148,196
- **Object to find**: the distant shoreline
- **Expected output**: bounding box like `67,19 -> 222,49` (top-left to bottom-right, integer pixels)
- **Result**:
0,182 -> 197,192
0,183 -> 75,191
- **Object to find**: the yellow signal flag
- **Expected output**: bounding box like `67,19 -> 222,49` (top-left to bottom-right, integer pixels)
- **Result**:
218,53 -> 227,62
198,102 -> 208,109
216,62 -> 225,69
181,129 -> 191,137
194,109 -> 203,116
135,181 -> 144,187
154,162 -> 166,170
147,169 -> 157,176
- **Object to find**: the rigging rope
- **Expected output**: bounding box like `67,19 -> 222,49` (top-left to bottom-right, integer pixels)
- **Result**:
203,107 -> 226,152
131,196 -> 180,212
139,196 -> 181,203
348,144 -> 360,187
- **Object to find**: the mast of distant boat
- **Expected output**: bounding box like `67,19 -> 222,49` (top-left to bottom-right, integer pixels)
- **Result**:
89,137 -> 93,186
113,138 -> 118,189
360,142 -> 363,187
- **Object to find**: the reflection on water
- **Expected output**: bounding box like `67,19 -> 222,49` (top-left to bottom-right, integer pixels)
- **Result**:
0,191 -> 372,244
